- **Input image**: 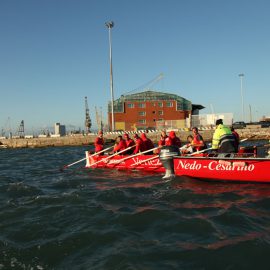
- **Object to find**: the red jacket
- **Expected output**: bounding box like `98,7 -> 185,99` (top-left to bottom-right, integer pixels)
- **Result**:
95,136 -> 104,152
192,134 -> 206,151
158,135 -> 168,147
126,138 -> 135,148
165,131 -> 181,147
133,137 -> 145,154
141,133 -> 155,150
113,139 -> 127,153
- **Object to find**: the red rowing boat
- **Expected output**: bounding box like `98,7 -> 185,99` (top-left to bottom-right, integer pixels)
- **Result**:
85,145 -> 270,183
85,151 -> 165,173
159,146 -> 270,183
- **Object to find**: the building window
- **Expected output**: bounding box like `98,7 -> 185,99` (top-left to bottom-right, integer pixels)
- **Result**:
158,102 -> 163,107
127,103 -> 134,108
138,119 -> 146,124
152,111 -> 156,114
139,111 -> 146,116
138,103 -> 145,108
158,118 -> 163,121
166,102 -> 173,107
158,111 -> 163,115
152,103 -> 156,107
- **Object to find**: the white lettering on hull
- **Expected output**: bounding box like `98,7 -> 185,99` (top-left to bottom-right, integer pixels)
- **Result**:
176,160 -> 255,172
131,157 -> 162,166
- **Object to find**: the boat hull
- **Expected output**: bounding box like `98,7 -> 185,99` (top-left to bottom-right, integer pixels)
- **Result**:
173,156 -> 270,183
85,152 -> 165,173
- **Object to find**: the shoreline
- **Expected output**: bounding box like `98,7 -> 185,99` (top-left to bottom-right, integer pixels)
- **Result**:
0,128 -> 269,149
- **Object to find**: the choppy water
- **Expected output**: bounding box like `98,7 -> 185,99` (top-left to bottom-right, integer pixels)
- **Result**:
1,143 -> 270,270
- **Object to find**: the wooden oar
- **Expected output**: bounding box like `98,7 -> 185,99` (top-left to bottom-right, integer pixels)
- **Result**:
61,146 -> 113,170
113,146 -> 160,165
130,155 -> 159,167
88,145 -> 136,167
187,138 -> 253,157
188,147 -> 213,156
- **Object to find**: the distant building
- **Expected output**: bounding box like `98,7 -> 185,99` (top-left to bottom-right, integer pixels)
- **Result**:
54,123 -> 66,136
191,113 -> 233,127
108,90 -> 204,131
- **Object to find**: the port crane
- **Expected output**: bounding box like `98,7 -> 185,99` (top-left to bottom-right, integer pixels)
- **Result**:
17,120 -> 25,138
123,73 -> 164,95
95,106 -> 104,131
85,96 -> 92,134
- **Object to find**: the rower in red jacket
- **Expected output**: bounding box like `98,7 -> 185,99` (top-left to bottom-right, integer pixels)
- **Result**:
113,135 -> 127,153
133,134 -> 145,154
94,130 -> 104,154
165,131 -> 181,147
123,133 -> 135,154
141,133 -> 155,154
191,127 -> 207,151
158,130 -> 168,147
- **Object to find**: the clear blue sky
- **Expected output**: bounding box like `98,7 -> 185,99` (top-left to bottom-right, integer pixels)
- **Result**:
0,0 -> 269,134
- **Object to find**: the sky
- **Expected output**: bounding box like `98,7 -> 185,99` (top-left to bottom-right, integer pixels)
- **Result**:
0,0 -> 270,134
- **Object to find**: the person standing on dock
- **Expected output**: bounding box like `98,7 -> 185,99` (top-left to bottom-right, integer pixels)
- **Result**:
94,130 -> 104,155
212,119 -> 237,153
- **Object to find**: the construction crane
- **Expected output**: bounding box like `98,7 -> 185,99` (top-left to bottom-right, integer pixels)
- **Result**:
95,106 -> 104,131
2,117 -> 12,138
123,73 -> 164,95
84,96 -> 92,134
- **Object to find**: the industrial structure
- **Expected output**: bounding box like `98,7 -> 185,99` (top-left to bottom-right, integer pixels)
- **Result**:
95,106 -> 104,131
17,120 -> 25,138
54,123 -> 66,136
108,90 -> 204,131
84,96 -> 92,134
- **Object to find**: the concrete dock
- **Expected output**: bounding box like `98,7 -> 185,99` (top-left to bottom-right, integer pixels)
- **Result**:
0,127 -> 269,149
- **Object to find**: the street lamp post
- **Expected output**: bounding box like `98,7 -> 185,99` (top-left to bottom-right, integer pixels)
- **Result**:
105,21 -> 115,131
239,73 -> 244,122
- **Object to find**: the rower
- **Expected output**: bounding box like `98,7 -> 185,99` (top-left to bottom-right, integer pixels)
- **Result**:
141,133 -> 155,155
212,119 -> 237,154
181,135 -> 194,154
113,135 -> 127,153
165,131 -> 181,148
94,130 -> 104,155
191,127 -> 207,151
133,134 -> 145,154
123,133 -> 135,154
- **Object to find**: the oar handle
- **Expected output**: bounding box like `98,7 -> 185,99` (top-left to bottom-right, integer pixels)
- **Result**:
62,145 -> 113,170
188,147 -> 213,156
91,145 -> 113,156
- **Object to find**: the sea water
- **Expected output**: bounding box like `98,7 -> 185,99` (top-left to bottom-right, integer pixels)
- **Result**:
0,144 -> 270,270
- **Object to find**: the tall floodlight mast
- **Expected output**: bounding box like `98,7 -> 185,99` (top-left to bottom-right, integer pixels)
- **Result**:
105,21 -> 115,131
85,96 -> 92,134
239,73 -> 245,122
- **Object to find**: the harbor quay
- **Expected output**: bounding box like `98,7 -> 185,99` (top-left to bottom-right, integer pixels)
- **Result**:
0,127 -> 269,149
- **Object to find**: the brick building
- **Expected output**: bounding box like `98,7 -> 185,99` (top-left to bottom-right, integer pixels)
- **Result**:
108,90 -> 204,131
